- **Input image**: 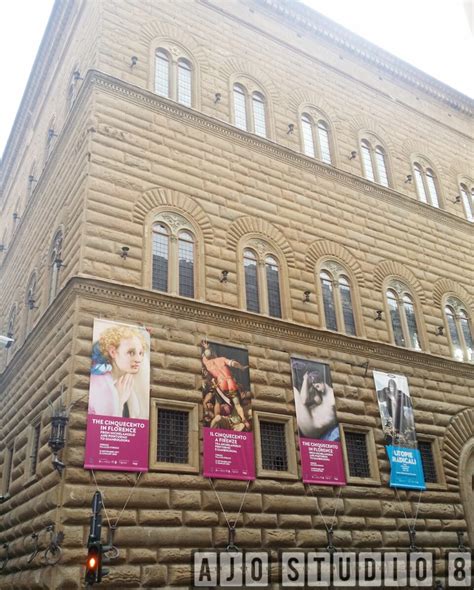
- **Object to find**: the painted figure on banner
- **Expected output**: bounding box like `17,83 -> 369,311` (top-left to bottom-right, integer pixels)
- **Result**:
201,340 -> 251,432
292,361 -> 339,441
374,372 -> 416,447
89,324 -> 149,420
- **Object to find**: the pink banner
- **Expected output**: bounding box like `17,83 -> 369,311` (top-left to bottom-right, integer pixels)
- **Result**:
84,415 -> 149,471
300,438 -> 346,485
291,358 -> 346,486
84,319 -> 151,472
203,430 -> 255,480
201,340 -> 255,481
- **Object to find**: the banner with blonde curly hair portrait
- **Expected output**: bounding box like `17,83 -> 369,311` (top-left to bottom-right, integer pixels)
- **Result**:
84,319 -> 151,472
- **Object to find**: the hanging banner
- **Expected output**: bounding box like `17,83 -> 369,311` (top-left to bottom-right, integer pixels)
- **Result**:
201,340 -> 255,480
291,358 -> 346,486
373,371 -> 425,490
84,319 -> 151,472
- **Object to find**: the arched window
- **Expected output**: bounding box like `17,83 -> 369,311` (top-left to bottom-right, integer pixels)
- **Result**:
49,230 -> 63,303
319,262 -> 356,335
459,183 -> 474,222
413,162 -> 440,207
151,213 -> 196,298
177,59 -> 192,107
155,49 -> 170,97
155,48 -> 193,107
300,114 -> 332,164
232,83 -> 268,138
444,298 -> 473,362
360,139 -> 389,186
242,242 -> 282,318
25,273 -> 37,335
233,84 -> 248,131
385,281 -> 422,350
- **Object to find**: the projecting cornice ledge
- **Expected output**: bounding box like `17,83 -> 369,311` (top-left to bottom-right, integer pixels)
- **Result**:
71,276 -> 474,378
86,70 -> 473,237
255,0 -> 473,115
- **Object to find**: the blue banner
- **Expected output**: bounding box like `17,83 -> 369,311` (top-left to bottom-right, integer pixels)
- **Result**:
387,446 -> 426,490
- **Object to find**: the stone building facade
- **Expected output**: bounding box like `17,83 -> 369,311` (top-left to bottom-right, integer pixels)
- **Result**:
0,0 -> 473,587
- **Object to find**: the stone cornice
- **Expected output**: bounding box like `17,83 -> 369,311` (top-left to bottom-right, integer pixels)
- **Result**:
88,70 -> 474,236
68,276 -> 474,379
254,0 -> 473,115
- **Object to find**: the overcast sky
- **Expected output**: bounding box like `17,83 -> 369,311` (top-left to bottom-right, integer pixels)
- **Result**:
1,0 -> 473,158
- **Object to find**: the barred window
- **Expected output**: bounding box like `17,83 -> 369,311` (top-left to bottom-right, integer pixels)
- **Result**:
157,409 -> 189,464
319,263 -> 357,336
418,441 -> 437,484
242,244 -> 283,318
344,431 -> 371,478
386,282 -> 422,350
260,421 -> 288,471
413,162 -> 440,208
150,213 -> 197,299
360,139 -> 389,186
300,113 -> 332,164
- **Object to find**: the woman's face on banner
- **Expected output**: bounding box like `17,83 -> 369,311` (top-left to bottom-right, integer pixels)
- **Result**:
109,336 -> 144,374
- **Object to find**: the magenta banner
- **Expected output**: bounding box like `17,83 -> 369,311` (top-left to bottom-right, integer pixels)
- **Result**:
291,358 -> 346,486
84,319 -> 151,472
201,340 -> 255,480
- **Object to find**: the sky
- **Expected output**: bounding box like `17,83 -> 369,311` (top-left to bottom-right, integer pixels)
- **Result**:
0,0 -> 473,158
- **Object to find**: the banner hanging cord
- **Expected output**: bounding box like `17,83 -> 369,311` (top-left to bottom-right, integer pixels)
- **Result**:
208,478 -> 250,548
394,487 -> 423,530
91,470 -> 142,530
307,485 -> 343,532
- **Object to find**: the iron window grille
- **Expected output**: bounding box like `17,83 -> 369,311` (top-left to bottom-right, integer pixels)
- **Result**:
345,431 -> 371,478
157,409 -> 189,464
260,421 -> 288,471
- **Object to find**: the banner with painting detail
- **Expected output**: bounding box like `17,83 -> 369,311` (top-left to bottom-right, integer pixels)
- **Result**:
373,370 -> 425,490
84,319 -> 151,472
291,358 -> 346,485
201,340 -> 255,480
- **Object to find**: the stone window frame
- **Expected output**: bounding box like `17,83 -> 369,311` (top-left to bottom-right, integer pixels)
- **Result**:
339,424 -> 381,486
25,271 -> 38,336
229,76 -> 273,140
383,278 -> 425,352
458,178 -> 474,223
149,40 -> 198,109
316,259 -> 363,337
48,228 -> 64,305
416,434 -> 446,490
144,209 -> 205,300
4,304 -> 17,366
411,156 -> 443,209
149,398 -> 199,473
24,418 -> 42,485
237,236 -> 290,320
358,132 -> 391,187
1,441 -> 15,496
443,295 -> 473,363
254,410 -> 298,480
299,107 -> 335,165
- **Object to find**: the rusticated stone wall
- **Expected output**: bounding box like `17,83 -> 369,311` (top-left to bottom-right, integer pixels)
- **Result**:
0,0 -> 473,588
